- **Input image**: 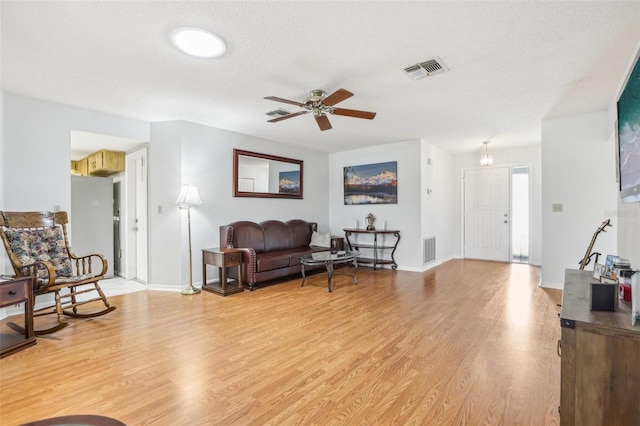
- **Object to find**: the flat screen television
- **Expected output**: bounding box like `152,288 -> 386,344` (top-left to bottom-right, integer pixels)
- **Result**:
617,51 -> 640,203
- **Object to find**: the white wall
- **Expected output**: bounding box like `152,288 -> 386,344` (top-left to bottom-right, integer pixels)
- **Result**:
615,199 -> 640,267
149,120 -> 330,290
452,144 -> 543,266
147,121 -> 183,288
421,141 -> 456,265
329,140 -> 425,270
541,111 -> 618,288
2,94 -> 149,214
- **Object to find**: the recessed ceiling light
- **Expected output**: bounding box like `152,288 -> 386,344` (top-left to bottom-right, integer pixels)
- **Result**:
170,27 -> 226,58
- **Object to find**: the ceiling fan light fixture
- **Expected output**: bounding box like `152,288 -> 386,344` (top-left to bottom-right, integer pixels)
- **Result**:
264,88 -> 376,131
480,141 -> 494,167
170,27 -> 226,58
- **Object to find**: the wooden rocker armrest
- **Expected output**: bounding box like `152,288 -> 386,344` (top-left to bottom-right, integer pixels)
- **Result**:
14,260 -> 56,288
69,252 -> 108,277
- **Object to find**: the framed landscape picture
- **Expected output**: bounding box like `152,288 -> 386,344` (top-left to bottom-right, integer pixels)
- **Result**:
278,170 -> 300,194
344,161 -> 397,205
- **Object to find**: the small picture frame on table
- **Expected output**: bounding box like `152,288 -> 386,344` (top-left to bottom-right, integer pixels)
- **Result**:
593,263 -> 606,280
604,254 -> 619,277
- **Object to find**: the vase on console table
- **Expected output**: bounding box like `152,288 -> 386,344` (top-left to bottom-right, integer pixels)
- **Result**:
365,213 -> 375,231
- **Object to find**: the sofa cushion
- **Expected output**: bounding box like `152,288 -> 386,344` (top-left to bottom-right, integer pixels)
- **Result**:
232,221 -> 266,253
287,219 -> 315,248
262,221 -> 292,252
310,231 -> 331,247
256,250 -> 292,272
4,227 -> 73,279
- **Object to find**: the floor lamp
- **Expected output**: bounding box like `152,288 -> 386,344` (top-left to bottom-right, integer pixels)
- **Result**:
176,184 -> 203,295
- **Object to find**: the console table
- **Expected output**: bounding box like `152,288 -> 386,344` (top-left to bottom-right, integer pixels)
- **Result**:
343,228 -> 400,270
559,269 -> 640,424
0,276 -> 36,358
202,248 -> 244,296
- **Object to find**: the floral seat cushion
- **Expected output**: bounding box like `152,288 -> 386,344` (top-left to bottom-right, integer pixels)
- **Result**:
4,227 -> 73,280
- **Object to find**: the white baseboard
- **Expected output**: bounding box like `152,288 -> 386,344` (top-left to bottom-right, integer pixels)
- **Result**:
539,280 -> 564,290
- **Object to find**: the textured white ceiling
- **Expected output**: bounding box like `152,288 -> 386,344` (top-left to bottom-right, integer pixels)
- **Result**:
2,1 -> 640,154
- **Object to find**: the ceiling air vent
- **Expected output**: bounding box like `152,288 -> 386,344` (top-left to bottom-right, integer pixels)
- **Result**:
266,108 -> 290,117
403,57 -> 447,80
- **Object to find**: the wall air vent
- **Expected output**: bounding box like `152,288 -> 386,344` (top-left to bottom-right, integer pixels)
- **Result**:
266,108 -> 290,117
423,237 -> 436,264
404,57 -> 447,80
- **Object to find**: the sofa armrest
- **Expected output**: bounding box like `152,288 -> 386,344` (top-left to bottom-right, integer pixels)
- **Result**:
234,247 -> 256,288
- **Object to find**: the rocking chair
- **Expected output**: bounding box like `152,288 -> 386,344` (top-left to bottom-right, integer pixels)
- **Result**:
0,211 -> 115,335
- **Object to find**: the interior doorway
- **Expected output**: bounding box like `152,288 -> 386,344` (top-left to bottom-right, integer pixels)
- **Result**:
70,131 -> 148,283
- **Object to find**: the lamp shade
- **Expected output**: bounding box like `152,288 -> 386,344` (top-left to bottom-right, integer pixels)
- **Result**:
176,184 -> 203,207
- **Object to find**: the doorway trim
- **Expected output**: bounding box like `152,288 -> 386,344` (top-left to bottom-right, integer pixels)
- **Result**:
124,146 -> 149,284
461,162 -> 534,264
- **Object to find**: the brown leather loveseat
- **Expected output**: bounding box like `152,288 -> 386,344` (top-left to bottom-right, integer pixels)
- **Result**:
219,219 -> 333,290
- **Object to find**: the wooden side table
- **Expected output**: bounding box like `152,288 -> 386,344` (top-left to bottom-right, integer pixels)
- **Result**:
202,248 -> 244,296
0,276 -> 36,358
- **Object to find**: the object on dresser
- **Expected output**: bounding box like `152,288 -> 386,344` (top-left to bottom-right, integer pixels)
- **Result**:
604,254 -> 619,278
618,269 -> 635,302
612,257 -> 631,280
600,276 -> 618,284
578,219 -> 611,270
590,282 -> 617,311
592,263 -> 606,280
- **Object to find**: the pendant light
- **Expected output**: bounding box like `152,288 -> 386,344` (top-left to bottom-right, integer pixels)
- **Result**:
480,141 -> 493,167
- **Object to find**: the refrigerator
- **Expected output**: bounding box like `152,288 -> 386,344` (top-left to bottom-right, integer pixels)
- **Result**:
70,175 -> 114,278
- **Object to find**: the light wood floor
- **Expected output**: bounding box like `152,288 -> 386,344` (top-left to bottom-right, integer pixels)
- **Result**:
0,259 -> 562,425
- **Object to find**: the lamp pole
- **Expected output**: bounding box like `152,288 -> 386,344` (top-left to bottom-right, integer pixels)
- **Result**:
182,205 -> 200,295
176,184 -> 203,295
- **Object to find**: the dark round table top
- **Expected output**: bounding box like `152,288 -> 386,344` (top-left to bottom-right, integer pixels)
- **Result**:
20,414 -> 126,426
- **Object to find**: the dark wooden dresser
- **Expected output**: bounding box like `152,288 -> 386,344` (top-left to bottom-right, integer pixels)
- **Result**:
0,276 -> 36,357
559,269 -> 640,425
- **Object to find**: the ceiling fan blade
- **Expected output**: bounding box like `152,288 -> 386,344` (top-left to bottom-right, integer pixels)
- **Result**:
264,96 -> 306,107
332,108 -> 377,120
322,89 -> 353,106
315,114 -> 332,131
267,110 -> 309,123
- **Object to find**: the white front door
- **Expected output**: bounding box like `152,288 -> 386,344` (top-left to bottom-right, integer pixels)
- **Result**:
464,167 -> 510,262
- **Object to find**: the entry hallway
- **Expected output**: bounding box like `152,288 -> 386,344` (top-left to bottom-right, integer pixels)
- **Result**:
1,259 -> 562,425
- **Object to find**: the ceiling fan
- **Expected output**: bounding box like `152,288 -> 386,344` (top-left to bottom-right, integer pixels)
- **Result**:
264,88 -> 376,131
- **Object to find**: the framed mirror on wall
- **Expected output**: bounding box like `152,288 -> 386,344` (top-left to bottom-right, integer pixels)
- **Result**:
233,149 -> 303,199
